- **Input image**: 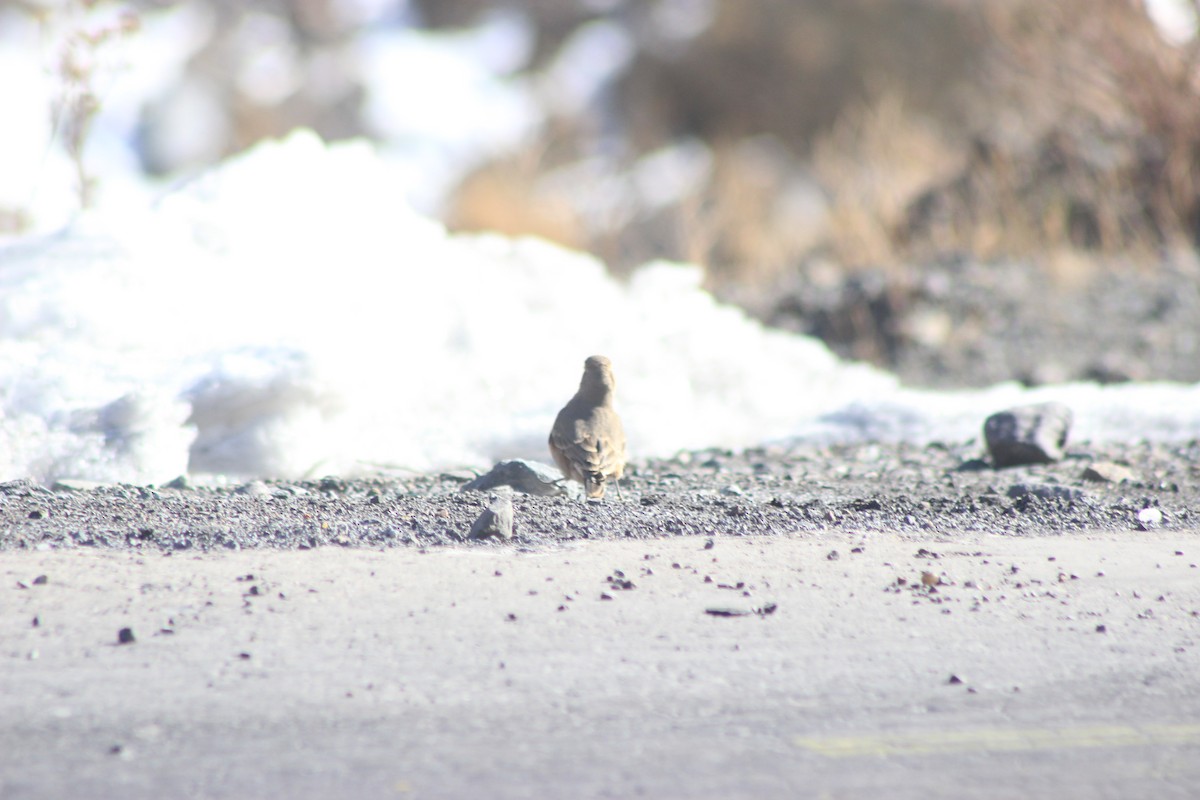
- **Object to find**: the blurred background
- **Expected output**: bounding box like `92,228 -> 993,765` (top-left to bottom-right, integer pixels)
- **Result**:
4,0 -> 1200,389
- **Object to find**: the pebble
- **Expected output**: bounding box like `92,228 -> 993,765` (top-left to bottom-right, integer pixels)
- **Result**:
1081,462 -> 1135,483
1136,507 -> 1163,530
468,490 -> 515,541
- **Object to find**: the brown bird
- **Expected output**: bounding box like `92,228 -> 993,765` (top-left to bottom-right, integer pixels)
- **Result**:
549,355 -> 627,500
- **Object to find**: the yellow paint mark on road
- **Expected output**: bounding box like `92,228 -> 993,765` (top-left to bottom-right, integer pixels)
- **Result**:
796,724 -> 1200,758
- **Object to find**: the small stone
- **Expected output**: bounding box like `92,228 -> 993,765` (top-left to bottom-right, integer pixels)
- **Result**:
1006,483 -> 1084,503
1136,507 -> 1163,530
1095,624 -> 1107,633
948,674 -> 964,684
921,571 -> 940,587
705,607 -> 752,617
468,490 -> 514,541
32,575 -> 48,585
826,550 -> 840,561
117,627 -> 136,645
1081,462 -> 1135,483
984,402 -> 1073,467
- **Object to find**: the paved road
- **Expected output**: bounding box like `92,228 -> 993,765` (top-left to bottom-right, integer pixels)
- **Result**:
2,531 -> 1198,799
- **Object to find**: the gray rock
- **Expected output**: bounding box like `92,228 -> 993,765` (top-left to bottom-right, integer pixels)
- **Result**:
163,475 -> 191,490
1081,462 -> 1135,484
984,402 -> 1073,467
462,460 -> 567,497
236,481 -> 272,497
468,491 -> 514,541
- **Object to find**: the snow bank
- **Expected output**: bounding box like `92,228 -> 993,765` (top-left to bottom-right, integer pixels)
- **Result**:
1,132 -> 1197,485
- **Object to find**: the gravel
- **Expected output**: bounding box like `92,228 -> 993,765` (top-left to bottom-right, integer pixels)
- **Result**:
1,439 -> 1196,552
742,254 -> 1200,388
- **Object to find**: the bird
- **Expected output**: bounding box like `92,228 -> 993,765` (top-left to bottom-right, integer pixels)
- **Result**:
549,355 -> 627,500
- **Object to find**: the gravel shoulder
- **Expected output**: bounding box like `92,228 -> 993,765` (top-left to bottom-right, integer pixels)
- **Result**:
1,440 -> 1197,552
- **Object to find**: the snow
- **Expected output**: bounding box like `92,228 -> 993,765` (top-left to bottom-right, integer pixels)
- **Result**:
1145,0 -> 1199,44
1,8 -> 1198,486
1,130 -> 1199,486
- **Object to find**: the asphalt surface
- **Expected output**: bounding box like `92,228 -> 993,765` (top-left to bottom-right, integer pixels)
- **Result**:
2,531 -> 1199,799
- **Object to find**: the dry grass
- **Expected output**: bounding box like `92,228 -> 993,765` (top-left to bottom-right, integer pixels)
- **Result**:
809,94 -> 961,269
900,0 -> 1200,261
448,0 -> 1200,291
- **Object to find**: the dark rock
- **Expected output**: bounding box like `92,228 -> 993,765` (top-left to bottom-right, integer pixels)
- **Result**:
117,627 -> 136,645
705,607 -> 752,617
984,402 -> 1073,467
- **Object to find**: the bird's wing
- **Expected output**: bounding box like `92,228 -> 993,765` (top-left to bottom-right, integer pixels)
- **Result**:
571,411 -> 626,474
